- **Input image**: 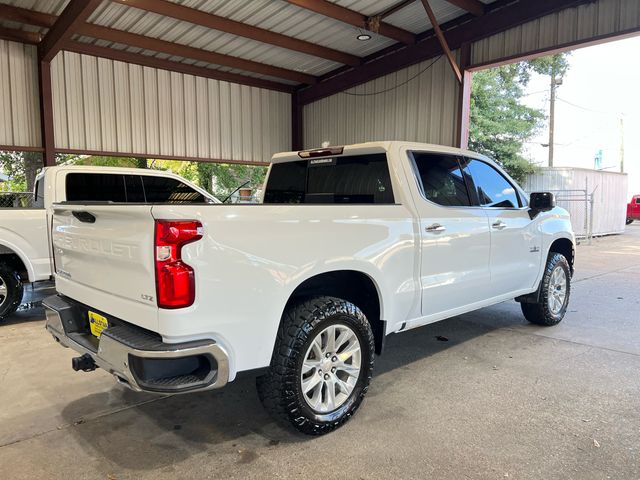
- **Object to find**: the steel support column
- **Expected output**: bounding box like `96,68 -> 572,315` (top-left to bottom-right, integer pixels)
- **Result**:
456,43 -> 472,149
37,60 -> 55,166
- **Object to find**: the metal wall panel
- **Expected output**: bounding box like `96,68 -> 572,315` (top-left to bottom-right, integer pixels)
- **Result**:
303,55 -> 460,149
0,40 -> 40,148
51,51 -> 290,162
472,0 -> 640,65
523,168 -> 628,236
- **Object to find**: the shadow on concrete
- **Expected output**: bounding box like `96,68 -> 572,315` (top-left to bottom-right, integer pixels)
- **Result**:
1,283 -> 56,326
56,307 -> 519,471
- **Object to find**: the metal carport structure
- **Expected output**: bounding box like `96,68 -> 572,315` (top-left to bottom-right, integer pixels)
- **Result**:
0,0 -> 639,168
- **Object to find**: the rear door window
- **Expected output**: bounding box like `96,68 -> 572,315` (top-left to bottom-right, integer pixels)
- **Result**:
412,153 -> 472,207
65,173 -> 206,203
264,153 -> 394,204
141,176 -> 206,204
66,173 -> 127,202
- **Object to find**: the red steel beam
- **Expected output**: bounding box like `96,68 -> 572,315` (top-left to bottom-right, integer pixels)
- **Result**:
285,0 -> 415,45
75,23 -> 316,84
443,0 -> 485,17
113,0 -> 360,67
54,148 -> 268,166
456,42 -> 472,149
420,0 -> 462,83
38,60 -> 56,166
298,0 -> 592,105
0,26 -> 41,44
0,4 -> 312,85
39,0 -> 102,62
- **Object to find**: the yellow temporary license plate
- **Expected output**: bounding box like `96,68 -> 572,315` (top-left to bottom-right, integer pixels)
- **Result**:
88,311 -> 109,338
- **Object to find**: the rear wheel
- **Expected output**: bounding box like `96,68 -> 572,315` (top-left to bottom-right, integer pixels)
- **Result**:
627,218 -> 634,225
0,263 -> 23,320
521,252 -> 571,326
256,296 -> 375,435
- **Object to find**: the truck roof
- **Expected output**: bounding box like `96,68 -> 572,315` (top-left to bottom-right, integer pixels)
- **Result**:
271,141 -> 490,164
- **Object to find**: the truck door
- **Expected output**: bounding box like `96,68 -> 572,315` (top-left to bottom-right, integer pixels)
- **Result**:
462,158 -> 541,296
409,152 -> 492,316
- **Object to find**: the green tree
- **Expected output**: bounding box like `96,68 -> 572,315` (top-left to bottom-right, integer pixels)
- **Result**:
0,151 -> 43,192
469,64 -> 543,184
196,163 -> 268,200
469,53 -> 570,184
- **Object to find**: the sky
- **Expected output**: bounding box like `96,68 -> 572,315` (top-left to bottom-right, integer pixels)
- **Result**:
520,35 -> 640,200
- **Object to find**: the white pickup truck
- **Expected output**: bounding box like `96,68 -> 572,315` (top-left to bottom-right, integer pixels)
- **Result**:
0,166 -> 216,318
44,142 -> 574,435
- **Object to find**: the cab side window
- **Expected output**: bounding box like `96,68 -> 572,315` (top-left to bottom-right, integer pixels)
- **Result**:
412,153 -> 472,207
466,159 -> 520,208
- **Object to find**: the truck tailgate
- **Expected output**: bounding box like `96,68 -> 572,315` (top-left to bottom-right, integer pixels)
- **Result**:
52,204 -> 158,331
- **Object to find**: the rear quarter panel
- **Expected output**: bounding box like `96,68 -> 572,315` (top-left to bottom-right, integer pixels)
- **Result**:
151,203 -> 418,375
0,209 -> 49,281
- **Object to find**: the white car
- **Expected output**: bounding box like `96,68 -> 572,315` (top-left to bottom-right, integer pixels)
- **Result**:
44,142 -> 574,435
0,165 -> 217,318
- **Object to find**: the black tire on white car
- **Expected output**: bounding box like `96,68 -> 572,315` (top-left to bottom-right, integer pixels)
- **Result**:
0,263 -> 24,320
256,296 -> 375,435
521,252 -> 571,326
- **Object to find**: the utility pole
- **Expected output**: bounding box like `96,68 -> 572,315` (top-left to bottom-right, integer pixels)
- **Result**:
548,74 -> 560,167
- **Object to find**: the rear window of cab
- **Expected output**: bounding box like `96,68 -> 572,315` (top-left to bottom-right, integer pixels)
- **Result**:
263,153 -> 394,204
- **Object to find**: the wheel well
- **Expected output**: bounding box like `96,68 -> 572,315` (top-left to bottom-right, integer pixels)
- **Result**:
285,270 -> 385,355
549,238 -> 574,275
0,251 -> 28,281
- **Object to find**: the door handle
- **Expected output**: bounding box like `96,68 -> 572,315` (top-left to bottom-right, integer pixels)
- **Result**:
492,220 -> 507,230
425,223 -> 446,233
72,211 -> 96,223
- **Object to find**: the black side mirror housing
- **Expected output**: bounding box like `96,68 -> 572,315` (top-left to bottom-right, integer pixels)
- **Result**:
529,192 -> 555,219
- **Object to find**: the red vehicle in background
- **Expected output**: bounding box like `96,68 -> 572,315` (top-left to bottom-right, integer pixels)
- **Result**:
627,195 -> 640,224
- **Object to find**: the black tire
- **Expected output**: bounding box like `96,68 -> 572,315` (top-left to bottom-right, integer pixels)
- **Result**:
256,296 -> 375,435
627,218 -> 634,225
0,263 -> 23,320
521,252 -> 571,326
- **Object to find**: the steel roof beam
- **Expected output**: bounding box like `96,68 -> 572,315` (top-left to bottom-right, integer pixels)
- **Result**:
443,0 -> 485,17
298,0 -> 591,104
0,4 -> 314,85
112,0 -> 360,67
0,26 -> 41,44
75,24 -> 316,84
284,0 -> 415,45
420,0 -> 462,83
39,0 -> 102,62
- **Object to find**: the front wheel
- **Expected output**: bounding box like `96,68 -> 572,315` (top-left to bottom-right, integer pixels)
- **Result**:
0,263 -> 24,320
521,252 -> 571,326
627,218 -> 634,225
256,296 -> 375,435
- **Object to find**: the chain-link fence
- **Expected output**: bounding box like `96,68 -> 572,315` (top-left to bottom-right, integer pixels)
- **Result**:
0,192 -> 35,208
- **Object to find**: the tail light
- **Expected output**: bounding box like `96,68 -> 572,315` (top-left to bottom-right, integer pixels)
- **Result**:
154,220 -> 203,309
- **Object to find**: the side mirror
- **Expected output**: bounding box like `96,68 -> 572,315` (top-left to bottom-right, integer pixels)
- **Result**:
529,192 -> 555,219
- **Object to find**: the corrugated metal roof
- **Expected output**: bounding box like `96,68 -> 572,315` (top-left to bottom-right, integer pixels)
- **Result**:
0,0 -> 492,86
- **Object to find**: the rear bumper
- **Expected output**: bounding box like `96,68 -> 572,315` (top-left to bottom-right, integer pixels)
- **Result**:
43,294 -> 229,394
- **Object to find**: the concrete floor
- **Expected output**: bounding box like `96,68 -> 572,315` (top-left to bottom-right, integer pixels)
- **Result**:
1,226 -> 639,480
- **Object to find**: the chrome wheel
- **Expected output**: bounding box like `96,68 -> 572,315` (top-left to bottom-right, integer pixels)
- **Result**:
0,274 -> 7,307
300,324 -> 362,413
547,266 -> 567,315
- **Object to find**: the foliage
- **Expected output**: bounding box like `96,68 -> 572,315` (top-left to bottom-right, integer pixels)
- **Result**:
528,54 -> 571,79
469,53 -> 570,184
0,151 -> 43,192
196,163 -> 268,199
